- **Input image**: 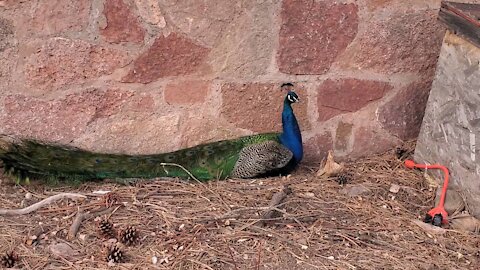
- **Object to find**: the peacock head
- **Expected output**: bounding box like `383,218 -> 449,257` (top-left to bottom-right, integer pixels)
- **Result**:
286,91 -> 299,104
281,83 -> 299,104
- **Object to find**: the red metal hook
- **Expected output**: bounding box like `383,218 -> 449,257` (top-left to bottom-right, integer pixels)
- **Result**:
404,160 -> 450,225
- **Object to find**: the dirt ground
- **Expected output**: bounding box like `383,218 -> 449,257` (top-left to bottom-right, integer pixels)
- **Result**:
0,146 -> 479,270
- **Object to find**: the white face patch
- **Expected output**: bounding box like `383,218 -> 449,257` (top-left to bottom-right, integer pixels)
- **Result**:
287,95 -> 298,103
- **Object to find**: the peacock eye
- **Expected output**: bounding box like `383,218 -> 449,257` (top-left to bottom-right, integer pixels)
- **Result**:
164,155 -> 175,162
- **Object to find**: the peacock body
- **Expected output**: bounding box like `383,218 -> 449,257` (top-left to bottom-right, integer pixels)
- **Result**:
0,88 -> 303,183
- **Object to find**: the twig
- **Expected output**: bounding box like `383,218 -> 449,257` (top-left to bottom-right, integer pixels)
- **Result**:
67,206 -> 119,240
259,185 -> 292,226
186,259 -> 215,270
286,250 -> 323,269
68,207 -> 84,240
231,220 -> 302,248
160,162 -> 231,211
160,162 -> 200,182
0,193 -> 86,216
256,240 -> 263,270
197,206 -> 270,222
263,206 -> 308,231
228,246 -> 239,270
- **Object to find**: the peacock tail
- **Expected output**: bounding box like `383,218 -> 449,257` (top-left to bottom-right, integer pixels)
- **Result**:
0,87 -> 303,184
0,133 -> 291,183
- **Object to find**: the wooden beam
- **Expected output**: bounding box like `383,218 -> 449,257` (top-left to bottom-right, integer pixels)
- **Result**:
439,1 -> 480,48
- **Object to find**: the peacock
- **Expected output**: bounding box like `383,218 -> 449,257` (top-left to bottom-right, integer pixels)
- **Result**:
0,83 -> 303,184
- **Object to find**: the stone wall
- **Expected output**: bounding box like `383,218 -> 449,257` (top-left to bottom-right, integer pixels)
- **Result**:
0,0 -> 456,164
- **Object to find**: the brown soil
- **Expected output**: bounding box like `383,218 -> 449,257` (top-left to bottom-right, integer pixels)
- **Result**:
0,145 -> 479,269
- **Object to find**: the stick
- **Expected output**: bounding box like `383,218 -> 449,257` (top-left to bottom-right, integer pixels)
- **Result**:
67,207 -> 84,240
160,162 -> 200,182
198,206 -> 270,222
256,240 -> 263,270
0,193 -> 86,216
67,207 -> 118,240
259,185 -> 292,226
230,220 -> 302,248
160,162 -> 231,210
227,246 -> 239,270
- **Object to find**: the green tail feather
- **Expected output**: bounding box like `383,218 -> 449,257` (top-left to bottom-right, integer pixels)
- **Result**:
0,133 -> 281,183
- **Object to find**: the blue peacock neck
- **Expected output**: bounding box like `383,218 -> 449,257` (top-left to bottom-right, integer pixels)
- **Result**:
279,97 -> 303,163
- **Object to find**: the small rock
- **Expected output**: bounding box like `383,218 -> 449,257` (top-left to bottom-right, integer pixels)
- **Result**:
389,184 -> 401,193
411,219 -> 446,235
450,213 -> 480,232
152,256 -> 158,264
457,252 -> 464,259
327,256 -> 335,260
303,192 -> 315,197
340,184 -> 370,197
25,239 -> 35,246
25,192 -> 33,200
49,243 -> 78,259
79,234 -> 88,241
298,238 -> 307,246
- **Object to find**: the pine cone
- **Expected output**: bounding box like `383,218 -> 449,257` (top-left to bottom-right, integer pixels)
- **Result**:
118,226 -> 138,246
106,244 -> 124,263
395,147 -> 408,159
98,219 -> 115,239
102,192 -> 119,208
336,172 -> 353,185
1,251 -> 18,268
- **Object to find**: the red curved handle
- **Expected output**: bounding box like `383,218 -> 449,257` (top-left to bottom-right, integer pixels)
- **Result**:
404,160 -> 450,206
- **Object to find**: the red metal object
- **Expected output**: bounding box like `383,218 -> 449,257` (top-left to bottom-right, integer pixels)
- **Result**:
404,160 -> 450,225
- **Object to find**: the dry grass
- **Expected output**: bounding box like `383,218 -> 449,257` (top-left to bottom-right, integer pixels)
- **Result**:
0,144 -> 479,270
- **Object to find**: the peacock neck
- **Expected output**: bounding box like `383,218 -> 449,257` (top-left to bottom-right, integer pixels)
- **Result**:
279,99 -> 303,162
